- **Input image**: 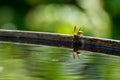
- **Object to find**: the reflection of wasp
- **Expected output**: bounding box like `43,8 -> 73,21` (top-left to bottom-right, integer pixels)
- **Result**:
73,26 -> 83,59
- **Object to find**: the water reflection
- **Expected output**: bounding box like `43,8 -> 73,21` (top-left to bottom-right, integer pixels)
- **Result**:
0,43 -> 120,80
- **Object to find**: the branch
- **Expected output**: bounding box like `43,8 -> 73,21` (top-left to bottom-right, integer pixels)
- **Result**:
0,30 -> 119,56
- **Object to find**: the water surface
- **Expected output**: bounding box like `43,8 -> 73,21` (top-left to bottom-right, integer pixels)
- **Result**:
0,43 -> 119,80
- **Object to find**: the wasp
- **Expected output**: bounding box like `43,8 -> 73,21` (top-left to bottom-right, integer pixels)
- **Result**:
73,26 -> 83,59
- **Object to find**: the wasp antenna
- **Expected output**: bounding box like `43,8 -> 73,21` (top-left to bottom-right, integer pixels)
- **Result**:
77,27 -> 82,35
78,27 -> 81,32
74,26 -> 76,33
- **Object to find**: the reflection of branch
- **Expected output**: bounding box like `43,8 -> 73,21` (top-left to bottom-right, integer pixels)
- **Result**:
0,30 -> 120,56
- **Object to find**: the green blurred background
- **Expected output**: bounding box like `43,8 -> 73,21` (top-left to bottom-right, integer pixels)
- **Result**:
0,0 -> 120,80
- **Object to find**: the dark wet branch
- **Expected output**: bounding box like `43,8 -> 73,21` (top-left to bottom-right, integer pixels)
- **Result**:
0,30 -> 120,56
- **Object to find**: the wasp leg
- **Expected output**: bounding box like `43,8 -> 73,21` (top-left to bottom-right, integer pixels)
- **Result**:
73,52 -> 77,59
73,51 -> 81,59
